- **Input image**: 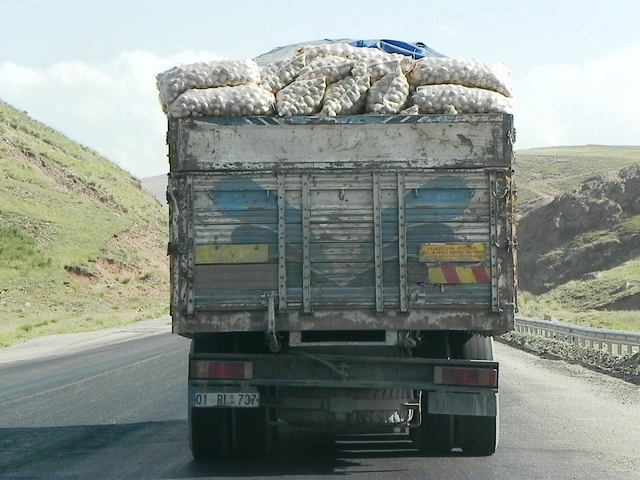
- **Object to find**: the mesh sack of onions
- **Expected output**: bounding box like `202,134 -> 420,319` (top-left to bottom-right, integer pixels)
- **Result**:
356,54 -> 414,83
408,57 -> 513,97
409,85 -> 513,114
320,74 -> 371,116
168,85 -> 275,118
365,67 -> 410,114
297,55 -> 355,85
157,59 -> 260,111
258,55 -> 307,93
276,77 -> 327,116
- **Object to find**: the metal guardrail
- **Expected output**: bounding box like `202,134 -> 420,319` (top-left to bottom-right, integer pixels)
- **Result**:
514,316 -> 640,356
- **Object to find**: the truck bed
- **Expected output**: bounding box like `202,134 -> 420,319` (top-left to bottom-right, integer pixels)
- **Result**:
168,114 -> 516,336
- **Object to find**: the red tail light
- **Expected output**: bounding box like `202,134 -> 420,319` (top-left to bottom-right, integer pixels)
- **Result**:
190,360 -> 253,379
434,366 -> 498,388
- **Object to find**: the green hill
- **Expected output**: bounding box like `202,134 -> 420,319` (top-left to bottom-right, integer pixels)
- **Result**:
0,100 -> 168,347
515,146 -> 640,332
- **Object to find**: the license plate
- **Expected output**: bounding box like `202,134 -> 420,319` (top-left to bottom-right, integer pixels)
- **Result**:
191,392 -> 260,408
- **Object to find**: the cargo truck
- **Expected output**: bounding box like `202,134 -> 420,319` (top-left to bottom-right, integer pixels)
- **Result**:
167,112 -> 517,459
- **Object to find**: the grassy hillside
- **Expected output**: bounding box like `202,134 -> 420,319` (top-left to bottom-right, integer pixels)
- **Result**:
515,145 -> 640,331
0,100 -> 168,347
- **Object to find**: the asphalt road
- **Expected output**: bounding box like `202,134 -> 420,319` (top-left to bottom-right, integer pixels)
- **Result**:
1,319 -> 639,479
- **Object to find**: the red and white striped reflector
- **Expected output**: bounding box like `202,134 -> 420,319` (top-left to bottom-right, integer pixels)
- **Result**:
428,266 -> 491,284
190,360 -> 253,380
434,366 -> 498,388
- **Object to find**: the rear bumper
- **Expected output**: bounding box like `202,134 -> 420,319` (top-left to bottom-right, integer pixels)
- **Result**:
188,352 -> 499,418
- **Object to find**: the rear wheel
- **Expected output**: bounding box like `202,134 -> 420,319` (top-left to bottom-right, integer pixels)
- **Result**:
231,406 -> 275,458
410,392 -> 453,455
410,332 -> 454,455
458,335 -> 499,456
188,407 -> 232,460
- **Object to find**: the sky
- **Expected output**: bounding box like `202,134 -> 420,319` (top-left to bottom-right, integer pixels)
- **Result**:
0,0 -> 639,179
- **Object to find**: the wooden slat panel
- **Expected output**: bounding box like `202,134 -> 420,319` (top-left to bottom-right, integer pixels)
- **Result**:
195,210 -> 286,223
308,189 -> 374,208
194,264 -> 277,290
406,211 -> 490,223
195,223 -> 488,245
309,242 -> 374,263
195,225 -> 303,244
311,209 -> 373,224
193,175 -> 278,191
309,287 -> 375,306
309,175 -> 373,190
194,290 -> 269,306
200,190 -> 278,209
404,194 -> 489,208
404,174 -> 489,189
311,263 -> 375,287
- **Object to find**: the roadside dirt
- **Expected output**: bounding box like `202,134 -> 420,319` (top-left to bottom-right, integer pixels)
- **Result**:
500,330 -> 640,385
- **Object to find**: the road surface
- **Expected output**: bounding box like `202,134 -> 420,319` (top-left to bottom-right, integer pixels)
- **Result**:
1,318 -> 639,479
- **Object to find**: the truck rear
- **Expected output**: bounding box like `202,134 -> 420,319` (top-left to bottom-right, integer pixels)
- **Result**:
167,113 -> 517,459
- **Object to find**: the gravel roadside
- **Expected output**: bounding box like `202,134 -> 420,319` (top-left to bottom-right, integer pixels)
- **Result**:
499,330 -> 640,385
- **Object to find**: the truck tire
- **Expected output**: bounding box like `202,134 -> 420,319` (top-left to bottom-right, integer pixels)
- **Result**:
188,407 -> 232,460
231,407 -> 275,458
458,334 -> 499,456
410,393 -> 453,455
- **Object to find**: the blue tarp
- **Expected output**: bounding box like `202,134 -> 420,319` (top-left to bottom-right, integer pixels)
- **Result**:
349,39 -> 444,59
254,39 -> 444,65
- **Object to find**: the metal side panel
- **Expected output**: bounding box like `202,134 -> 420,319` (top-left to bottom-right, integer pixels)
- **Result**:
169,173 -> 194,321
403,171 -> 495,310
169,114 -> 516,334
170,114 -> 510,172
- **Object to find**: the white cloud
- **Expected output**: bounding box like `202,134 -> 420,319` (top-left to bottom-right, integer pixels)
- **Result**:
516,40 -> 640,149
0,50 -> 223,178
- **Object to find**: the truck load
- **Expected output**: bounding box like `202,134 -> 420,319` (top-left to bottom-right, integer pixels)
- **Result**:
161,40 -> 517,459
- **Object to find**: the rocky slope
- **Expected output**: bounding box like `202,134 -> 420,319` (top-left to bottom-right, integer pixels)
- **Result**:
518,163 -> 640,298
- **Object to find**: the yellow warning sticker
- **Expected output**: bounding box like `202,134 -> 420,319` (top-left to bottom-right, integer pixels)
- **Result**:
419,243 -> 486,263
195,244 -> 269,264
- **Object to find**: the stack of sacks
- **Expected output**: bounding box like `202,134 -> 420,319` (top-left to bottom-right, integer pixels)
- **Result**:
156,59 -> 274,117
156,42 -> 514,118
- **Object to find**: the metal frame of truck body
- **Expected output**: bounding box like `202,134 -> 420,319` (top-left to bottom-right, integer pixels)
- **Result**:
168,113 -> 516,337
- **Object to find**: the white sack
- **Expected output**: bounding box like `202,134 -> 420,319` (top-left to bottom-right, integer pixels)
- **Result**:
297,56 -> 355,85
409,57 -> 513,97
258,55 -> 307,93
168,85 -> 275,118
320,74 -> 371,116
157,59 -> 260,110
276,77 -> 326,116
409,85 -> 513,114
366,68 -> 410,114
